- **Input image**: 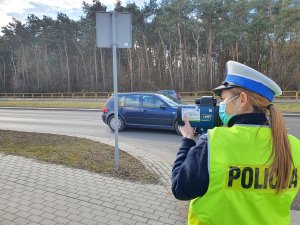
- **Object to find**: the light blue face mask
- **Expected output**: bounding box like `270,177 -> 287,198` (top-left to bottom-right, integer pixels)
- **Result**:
218,95 -> 240,125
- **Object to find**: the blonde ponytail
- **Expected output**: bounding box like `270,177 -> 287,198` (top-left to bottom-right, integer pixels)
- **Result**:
231,88 -> 294,193
267,104 -> 293,192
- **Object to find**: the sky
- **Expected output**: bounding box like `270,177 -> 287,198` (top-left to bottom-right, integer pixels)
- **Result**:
0,0 -> 148,28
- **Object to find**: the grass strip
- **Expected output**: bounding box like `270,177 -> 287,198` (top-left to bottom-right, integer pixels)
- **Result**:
0,100 -> 299,113
0,100 -> 105,109
274,102 -> 300,113
0,130 -> 159,184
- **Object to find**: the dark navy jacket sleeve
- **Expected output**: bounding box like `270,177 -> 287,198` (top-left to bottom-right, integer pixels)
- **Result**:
171,135 -> 209,200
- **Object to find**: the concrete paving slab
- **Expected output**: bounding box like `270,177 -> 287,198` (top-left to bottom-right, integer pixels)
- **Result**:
0,153 -> 185,225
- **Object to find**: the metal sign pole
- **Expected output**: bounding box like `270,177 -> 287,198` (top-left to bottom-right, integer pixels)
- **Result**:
112,12 -> 119,170
96,11 -> 131,171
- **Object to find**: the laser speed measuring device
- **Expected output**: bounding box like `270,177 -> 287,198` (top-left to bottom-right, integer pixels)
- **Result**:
177,96 -> 222,133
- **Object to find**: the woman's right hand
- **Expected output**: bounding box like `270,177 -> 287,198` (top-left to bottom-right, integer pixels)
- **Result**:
179,116 -> 196,140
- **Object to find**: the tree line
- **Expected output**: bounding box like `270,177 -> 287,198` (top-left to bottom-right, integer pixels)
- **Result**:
0,0 -> 299,93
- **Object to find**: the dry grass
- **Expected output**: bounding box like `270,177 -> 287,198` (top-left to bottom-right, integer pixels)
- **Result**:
274,102 -> 300,113
0,130 -> 159,184
0,100 -> 105,109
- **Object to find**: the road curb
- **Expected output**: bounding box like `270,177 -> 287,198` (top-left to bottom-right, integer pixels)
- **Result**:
282,113 -> 300,117
291,210 -> 300,225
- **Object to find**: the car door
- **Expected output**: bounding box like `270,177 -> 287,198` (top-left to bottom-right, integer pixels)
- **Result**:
141,95 -> 174,127
119,94 -> 143,125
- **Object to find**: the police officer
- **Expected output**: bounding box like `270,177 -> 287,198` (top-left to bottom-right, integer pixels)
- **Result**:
172,61 -> 300,225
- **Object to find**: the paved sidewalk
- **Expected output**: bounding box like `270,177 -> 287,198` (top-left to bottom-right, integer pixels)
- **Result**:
0,154 -> 185,225
0,134 -> 299,225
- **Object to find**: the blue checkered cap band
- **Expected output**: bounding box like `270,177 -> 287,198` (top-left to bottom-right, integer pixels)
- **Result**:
224,61 -> 282,102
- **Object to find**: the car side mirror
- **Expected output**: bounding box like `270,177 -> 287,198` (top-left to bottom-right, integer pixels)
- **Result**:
160,105 -> 167,110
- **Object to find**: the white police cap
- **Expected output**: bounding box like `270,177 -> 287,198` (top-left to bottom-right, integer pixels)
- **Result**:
213,61 -> 282,102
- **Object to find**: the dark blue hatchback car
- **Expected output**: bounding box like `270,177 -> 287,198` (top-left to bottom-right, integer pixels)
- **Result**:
102,92 -> 182,134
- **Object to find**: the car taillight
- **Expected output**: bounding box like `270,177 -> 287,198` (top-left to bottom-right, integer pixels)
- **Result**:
102,107 -> 107,113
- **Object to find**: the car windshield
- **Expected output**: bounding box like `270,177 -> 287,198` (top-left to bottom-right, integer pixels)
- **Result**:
158,94 -> 182,106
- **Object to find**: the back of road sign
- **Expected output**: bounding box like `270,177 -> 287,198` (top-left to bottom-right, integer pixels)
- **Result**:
96,12 -> 132,49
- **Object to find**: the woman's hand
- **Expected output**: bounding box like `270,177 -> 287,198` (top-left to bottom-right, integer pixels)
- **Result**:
179,116 -> 196,140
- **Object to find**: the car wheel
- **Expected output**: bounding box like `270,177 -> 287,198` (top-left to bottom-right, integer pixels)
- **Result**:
108,115 -> 125,132
174,121 -> 182,135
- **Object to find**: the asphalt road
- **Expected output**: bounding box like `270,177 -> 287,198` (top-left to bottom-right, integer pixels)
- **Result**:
0,108 -> 299,164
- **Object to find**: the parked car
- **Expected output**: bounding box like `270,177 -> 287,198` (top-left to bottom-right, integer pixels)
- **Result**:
157,90 -> 181,100
102,92 -> 183,134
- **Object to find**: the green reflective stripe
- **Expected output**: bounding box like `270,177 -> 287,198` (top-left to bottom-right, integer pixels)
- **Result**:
188,126 -> 300,225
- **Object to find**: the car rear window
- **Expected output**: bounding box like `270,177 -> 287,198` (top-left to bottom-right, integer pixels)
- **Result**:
105,96 -> 114,107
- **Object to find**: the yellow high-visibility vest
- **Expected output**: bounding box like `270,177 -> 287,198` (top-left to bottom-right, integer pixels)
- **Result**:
188,125 -> 300,225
